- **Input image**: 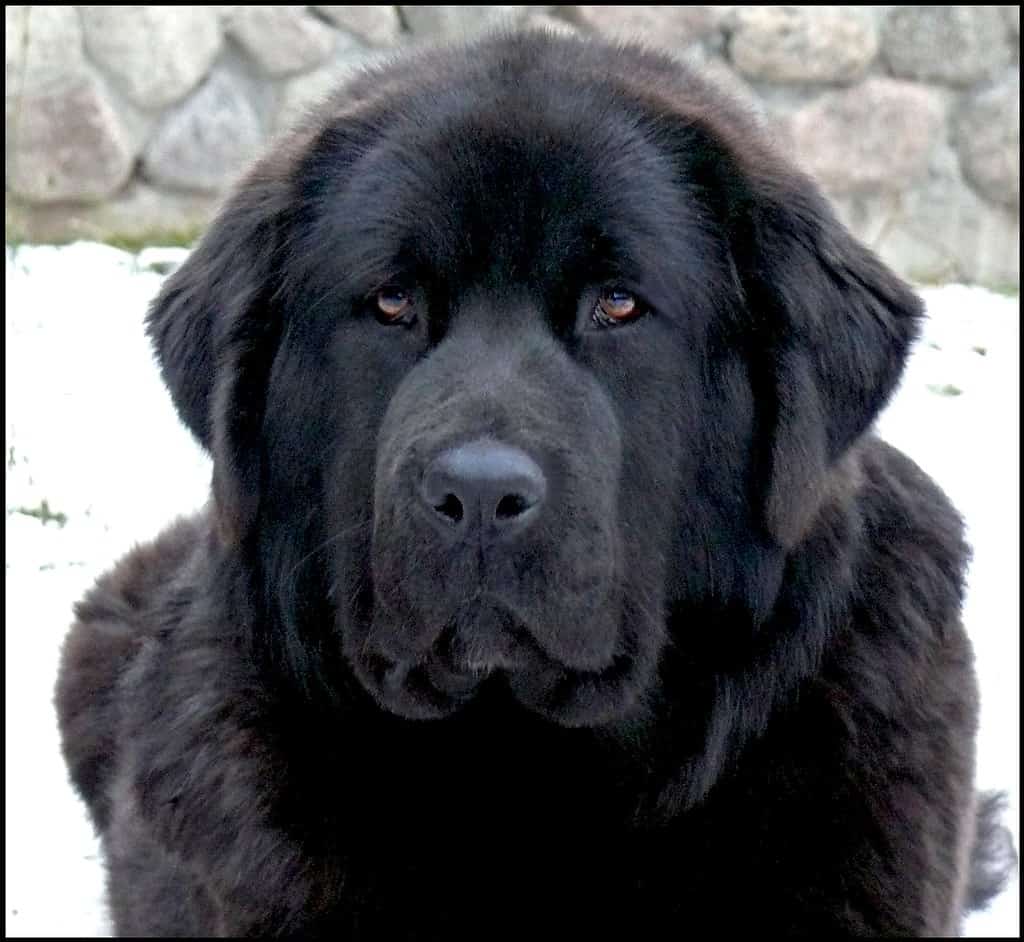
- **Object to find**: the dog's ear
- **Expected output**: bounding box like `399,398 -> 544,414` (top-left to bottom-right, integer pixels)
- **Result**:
744,175 -> 923,547
146,162 -> 292,544
672,101 -> 922,548
147,105 -> 383,545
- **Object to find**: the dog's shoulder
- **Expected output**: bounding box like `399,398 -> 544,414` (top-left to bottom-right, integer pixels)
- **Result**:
72,512 -> 212,631
854,434 -> 969,602
56,512 -> 212,828
819,434 -> 975,727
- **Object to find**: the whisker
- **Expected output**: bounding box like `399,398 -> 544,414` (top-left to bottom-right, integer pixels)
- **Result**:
285,518 -> 373,583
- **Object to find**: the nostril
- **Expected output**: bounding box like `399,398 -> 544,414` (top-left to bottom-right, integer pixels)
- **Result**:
420,439 -> 547,538
435,493 -> 464,524
495,493 -> 531,521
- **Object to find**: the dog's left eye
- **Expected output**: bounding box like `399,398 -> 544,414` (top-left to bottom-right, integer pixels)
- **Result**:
593,288 -> 643,327
375,288 -> 415,325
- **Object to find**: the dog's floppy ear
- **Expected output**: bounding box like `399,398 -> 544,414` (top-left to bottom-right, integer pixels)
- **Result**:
656,89 -> 922,549
146,162 -> 292,544
676,101 -> 923,547
743,176 -> 923,547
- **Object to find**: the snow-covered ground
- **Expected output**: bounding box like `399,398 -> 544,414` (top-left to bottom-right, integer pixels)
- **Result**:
4,243 -> 1019,937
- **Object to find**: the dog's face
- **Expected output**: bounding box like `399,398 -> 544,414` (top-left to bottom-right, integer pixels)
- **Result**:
147,33 -> 921,728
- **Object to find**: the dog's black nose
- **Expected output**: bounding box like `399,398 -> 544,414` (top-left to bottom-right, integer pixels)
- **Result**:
421,439 -> 547,538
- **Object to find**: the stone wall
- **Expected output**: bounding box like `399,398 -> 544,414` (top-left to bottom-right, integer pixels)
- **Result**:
5,5 -> 1020,287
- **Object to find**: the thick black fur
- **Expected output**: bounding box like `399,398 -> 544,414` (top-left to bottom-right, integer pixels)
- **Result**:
56,31 -> 1015,937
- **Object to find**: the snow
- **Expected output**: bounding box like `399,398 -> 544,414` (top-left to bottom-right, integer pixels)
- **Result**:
4,242 -> 1019,937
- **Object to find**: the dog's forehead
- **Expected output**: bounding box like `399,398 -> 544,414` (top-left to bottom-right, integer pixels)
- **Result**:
322,85 -> 683,292
408,114 -> 621,270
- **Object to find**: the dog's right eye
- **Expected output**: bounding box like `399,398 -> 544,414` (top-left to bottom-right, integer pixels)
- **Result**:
592,287 -> 645,328
375,289 -> 415,325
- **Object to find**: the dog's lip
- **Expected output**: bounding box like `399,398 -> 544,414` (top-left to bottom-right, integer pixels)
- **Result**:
363,645 -> 486,712
363,597 -> 618,681
404,657 -> 489,698
357,634 -> 644,728
355,595 -> 629,722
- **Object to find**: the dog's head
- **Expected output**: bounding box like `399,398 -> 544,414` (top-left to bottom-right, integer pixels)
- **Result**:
147,32 -> 920,727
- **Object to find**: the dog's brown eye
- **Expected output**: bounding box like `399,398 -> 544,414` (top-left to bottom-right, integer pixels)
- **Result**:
376,289 -> 413,323
594,288 -> 641,326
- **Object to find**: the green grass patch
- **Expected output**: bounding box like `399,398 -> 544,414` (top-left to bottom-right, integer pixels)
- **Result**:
985,282 -> 1020,298
141,259 -> 180,275
14,499 -> 67,527
5,217 -> 202,255
103,229 -> 201,254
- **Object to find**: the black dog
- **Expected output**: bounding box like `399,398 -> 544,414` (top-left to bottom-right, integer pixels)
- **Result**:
56,31 -> 1014,936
